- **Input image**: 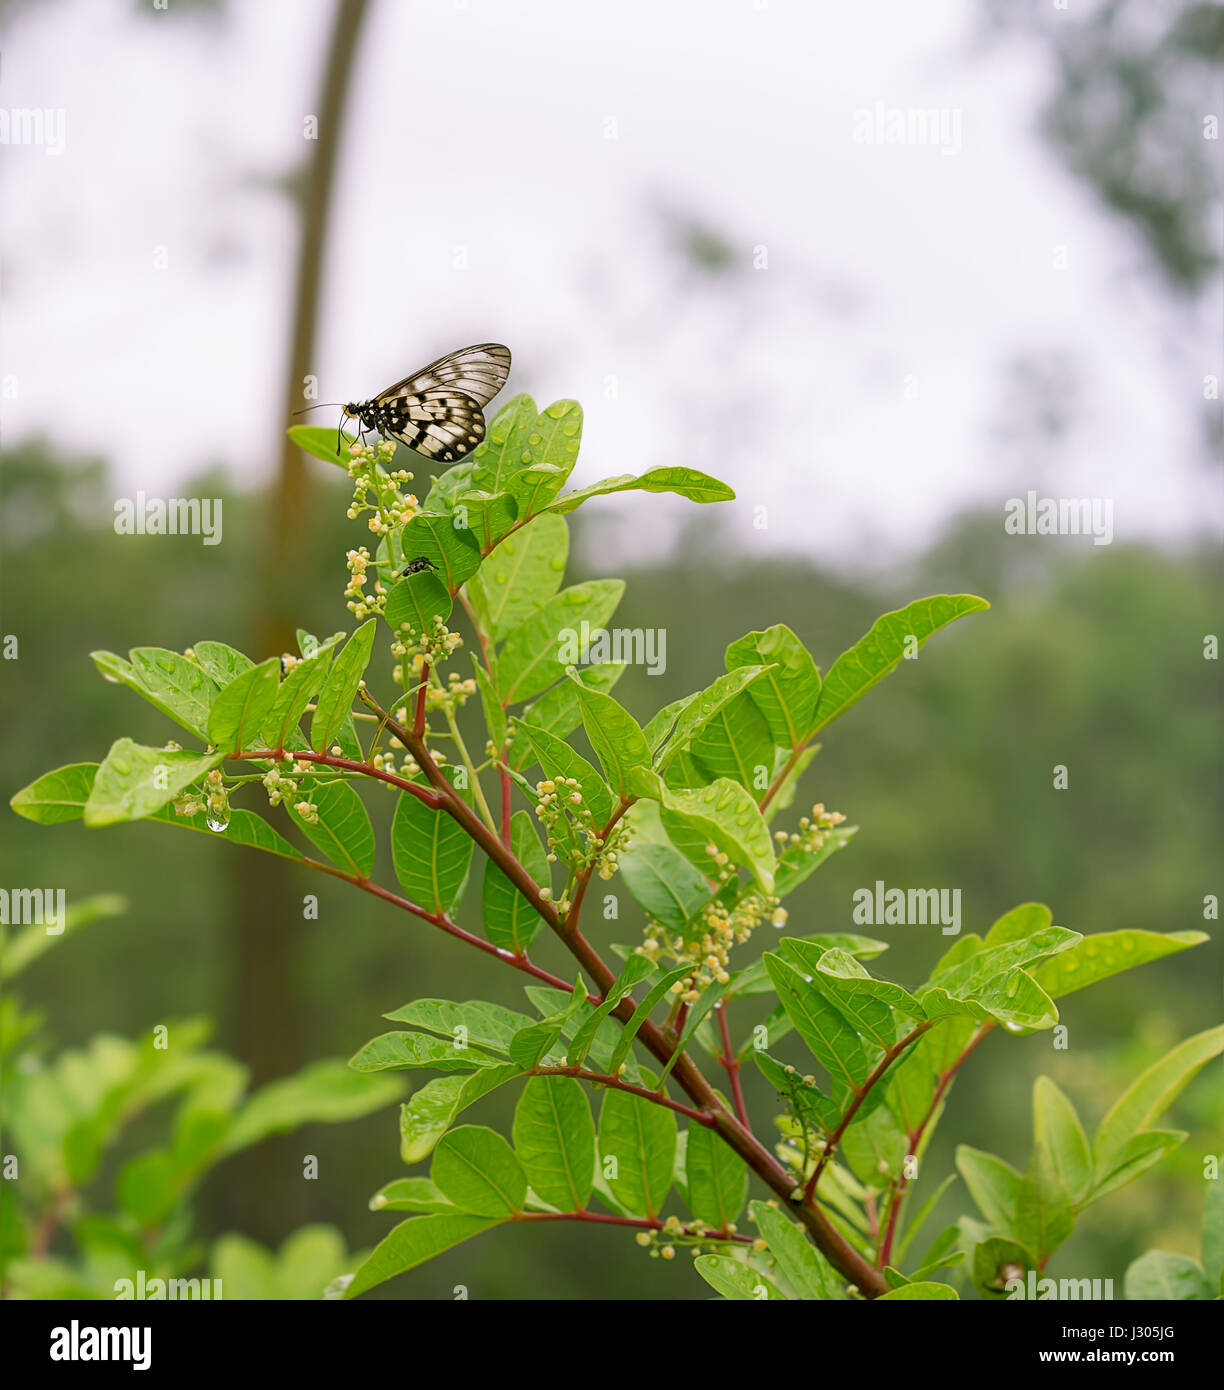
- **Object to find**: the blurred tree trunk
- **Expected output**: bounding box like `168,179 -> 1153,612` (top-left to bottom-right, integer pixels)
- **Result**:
222,0 -> 370,1242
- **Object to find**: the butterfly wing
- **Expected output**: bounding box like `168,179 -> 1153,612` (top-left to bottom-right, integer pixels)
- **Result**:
378,343 -> 511,410
377,388 -> 489,463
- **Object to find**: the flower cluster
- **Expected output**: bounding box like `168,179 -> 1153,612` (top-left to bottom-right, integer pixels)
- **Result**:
344,439 -> 418,536
344,547 -> 387,620
635,800 -> 847,1000
391,614 -> 463,684
172,767 -> 230,830
632,1215 -> 747,1259
532,776 -> 630,889
773,802 -> 846,854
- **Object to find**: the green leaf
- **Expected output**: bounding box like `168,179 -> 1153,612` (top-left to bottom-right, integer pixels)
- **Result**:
727,931 -> 887,1001
385,567 -> 454,639
811,594 -> 989,734
481,810 -> 549,953
566,954 -> 657,1068
685,1123 -> 748,1229
397,1066 -> 522,1164
349,1032 -> 506,1073
431,1125 -> 527,1216
391,780 -> 473,915
572,680 -> 651,800
1093,1025 -> 1224,1174
370,1177 -> 459,1214
1032,1077 -> 1093,1207
497,581 -> 625,705
1124,1250 -> 1213,1301
150,804 -> 304,862
10,762 -> 99,824
452,488 -> 518,551
661,780 -> 775,894
206,658 -> 280,751
545,466 -> 735,515
286,779 -> 375,879
288,423 -> 348,468
467,513 -> 569,640
597,1085 -> 675,1219
971,1233 -> 1038,1297
466,395 -> 538,489
383,999 -> 536,1057
516,718 -> 614,827
505,662 -> 624,767
130,647 -> 220,739
956,1146 -> 1023,1233
749,1200 -> 842,1300
655,666 -> 774,774
0,893 -> 125,981
807,946 -> 926,1044
896,1173 -> 958,1261
84,740 -> 226,827
981,901 -> 1052,947
1014,1145 -> 1074,1259
877,1282 -> 958,1301
618,842 -> 713,932
688,690 -> 776,793
643,693 -> 699,755
763,955 -> 866,1090
774,824 -> 857,898
1086,1130 -> 1186,1207
343,1213 -> 503,1299
1033,928 -> 1209,1000
116,1151 -> 179,1227
694,1254 -> 788,1300
190,641 -> 254,688
929,926 -> 1080,995
725,626 -> 822,750
512,1076 -> 595,1211
399,511 -> 483,591
508,977 -> 589,1069
310,619 -> 376,753
260,650 -> 332,750
840,1102 -> 909,1184
223,1059 -> 403,1153
607,965 -> 693,1074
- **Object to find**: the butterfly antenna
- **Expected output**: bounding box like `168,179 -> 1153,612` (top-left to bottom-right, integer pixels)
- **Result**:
292,403 -> 342,416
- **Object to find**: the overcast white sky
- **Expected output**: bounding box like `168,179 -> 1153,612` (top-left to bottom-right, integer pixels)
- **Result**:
0,0 -> 1217,566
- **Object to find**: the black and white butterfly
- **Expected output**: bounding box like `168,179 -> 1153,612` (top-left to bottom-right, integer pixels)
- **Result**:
340,343 -> 511,464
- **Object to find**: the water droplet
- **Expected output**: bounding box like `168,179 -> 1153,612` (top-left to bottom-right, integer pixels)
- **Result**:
206,810 -> 230,833
528,433 -> 542,445
562,423 -> 579,437
521,451 -> 533,464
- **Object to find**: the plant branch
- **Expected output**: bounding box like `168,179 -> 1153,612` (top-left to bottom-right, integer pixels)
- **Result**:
531,1066 -> 716,1127
358,689 -> 889,1296
715,1002 -> 751,1129
514,1209 -> 754,1245
804,1020 -> 932,1201
876,1021 -> 994,1269
295,854 -> 584,996
229,748 -> 442,805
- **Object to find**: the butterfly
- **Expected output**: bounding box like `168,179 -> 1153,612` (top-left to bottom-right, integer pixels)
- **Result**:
339,343 -> 511,463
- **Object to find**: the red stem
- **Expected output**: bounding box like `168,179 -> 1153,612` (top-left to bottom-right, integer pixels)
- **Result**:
876,1022 -> 993,1268
716,1002 -> 751,1128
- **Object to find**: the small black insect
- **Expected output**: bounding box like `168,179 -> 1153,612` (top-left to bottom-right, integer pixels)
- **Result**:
398,557 -> 438,578
339,343 -> 511,463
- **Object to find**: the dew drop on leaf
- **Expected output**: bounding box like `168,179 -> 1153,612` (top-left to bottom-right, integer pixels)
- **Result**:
206,809 -> 230,833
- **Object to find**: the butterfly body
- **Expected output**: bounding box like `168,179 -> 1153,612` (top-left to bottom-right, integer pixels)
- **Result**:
342,343 -> 511,464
